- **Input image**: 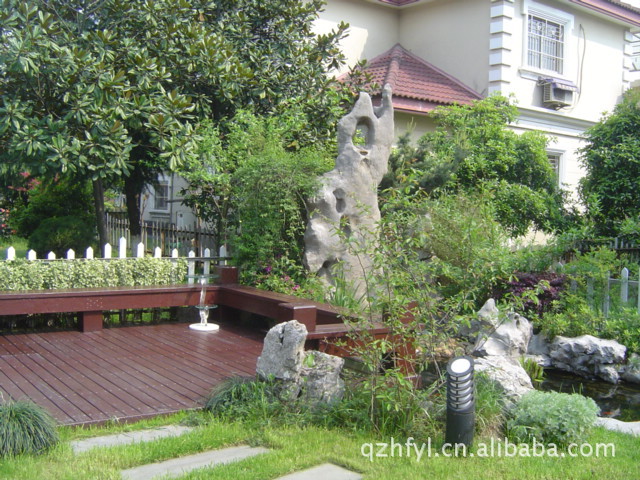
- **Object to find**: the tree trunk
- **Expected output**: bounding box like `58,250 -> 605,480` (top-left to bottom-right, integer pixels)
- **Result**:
124,173 -> 142,248
92,178 -> 108,253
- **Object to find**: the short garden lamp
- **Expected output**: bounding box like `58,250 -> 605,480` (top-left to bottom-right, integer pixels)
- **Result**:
445,355 -> 475,447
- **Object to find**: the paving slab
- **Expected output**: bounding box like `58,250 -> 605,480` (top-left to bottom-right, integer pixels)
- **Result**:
595,417 -> 640,436
71,426 -> 194,454
120,445 -> 269,480
275,463 -> 362,480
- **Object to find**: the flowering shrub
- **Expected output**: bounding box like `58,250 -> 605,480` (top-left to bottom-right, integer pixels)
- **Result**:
0,208 -> 14,239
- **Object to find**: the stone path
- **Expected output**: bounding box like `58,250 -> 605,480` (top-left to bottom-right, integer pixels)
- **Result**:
70,425 -> 194,454
276,463 -> 363,480
120,445 -> 270,480
70,425 -> 363,479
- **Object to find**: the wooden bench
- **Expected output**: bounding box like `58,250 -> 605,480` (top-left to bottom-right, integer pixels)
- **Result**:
0,266 -> 376,340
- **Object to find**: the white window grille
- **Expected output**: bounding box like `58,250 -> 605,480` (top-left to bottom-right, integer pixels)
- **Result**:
528,15 -> 564,74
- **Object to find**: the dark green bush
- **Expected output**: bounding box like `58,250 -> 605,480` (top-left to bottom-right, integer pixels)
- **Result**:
507,390 -> 598,447
0,398 -> 59,457
28,216 -> 95,258
10,178 -> 94,239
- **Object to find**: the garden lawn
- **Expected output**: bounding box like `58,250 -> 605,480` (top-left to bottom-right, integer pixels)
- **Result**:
0,412 -> 638,480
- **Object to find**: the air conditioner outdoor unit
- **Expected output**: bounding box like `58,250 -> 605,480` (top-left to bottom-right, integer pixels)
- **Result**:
542,82 -> 573,109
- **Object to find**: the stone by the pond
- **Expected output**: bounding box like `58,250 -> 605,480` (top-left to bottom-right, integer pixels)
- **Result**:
473,355 -> 534,401
256,320 -> 344,404
459,298 -> 500,342
622,353 -> 640,385
526,332 -> 552,367
548,335 -> 626,384
472,312 -> 533,358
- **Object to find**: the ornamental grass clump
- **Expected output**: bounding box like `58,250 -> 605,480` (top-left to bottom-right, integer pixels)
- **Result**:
506,390 -> 599,447
0,397 -> 59,457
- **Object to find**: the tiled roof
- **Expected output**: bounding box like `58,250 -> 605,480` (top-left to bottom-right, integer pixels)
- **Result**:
570,0 -> 640,26
355,44 -> 482,114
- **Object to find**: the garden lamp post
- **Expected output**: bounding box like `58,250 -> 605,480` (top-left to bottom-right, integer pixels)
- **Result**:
446,355 -> 475,447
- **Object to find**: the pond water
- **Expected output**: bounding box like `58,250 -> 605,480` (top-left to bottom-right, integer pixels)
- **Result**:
540,369 -> 640,422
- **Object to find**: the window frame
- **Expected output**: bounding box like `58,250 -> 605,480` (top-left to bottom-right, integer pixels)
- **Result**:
152,179 -> 171,212
547,150 -> 564,185
521,1 -> 574,79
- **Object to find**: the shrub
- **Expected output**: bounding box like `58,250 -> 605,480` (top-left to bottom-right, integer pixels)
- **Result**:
506,390 -> 599,447
27,216 -> 95,258
494,271 -> 566,319
0,397 -> 59,457
0,258 -> 187,291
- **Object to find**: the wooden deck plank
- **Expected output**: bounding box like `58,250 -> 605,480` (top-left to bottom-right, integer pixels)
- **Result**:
24,332 -> 173,418
111,324 -> 261,376
123,324 -> 263,376
0,321 -> 265,425
5,334 -> 147,421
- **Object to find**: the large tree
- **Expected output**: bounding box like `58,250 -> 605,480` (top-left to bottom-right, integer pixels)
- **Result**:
0,0 -> 348,246
381,95 -> 569,237
579,88 -> 640,237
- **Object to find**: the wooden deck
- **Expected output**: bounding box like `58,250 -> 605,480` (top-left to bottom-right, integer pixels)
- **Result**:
0,321 -> 265,426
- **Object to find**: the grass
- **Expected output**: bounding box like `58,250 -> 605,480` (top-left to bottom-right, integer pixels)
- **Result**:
0,411 -> 638,480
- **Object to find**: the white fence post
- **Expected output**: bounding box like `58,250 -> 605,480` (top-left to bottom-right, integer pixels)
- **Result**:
104,243 -> 112,259
6,246 -> 15,261
47,252 -> 56,260
67,249 -> 75,260
603,271 -> 610,317
620,267 -> 629,304
86,246 -> 94,259
119,237 -> 127,259
187,250 -> 196,285
136,242 -> 144,258
203,248 -> 211,278
27,249 -> 37,261
154,246 -> 162,258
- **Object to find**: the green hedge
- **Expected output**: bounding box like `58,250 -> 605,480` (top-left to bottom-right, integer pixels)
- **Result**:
0,258 -> 188,291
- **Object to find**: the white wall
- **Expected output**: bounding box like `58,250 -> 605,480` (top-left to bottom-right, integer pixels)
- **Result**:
400,0 -> 490,95
315,0 -> 400,75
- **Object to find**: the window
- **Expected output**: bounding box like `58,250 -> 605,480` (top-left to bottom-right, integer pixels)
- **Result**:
528,15 -> 564,74
153,181 -> 170,211
547,152 -> 562,183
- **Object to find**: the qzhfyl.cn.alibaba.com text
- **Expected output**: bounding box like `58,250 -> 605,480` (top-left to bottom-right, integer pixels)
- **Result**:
360,437 -> 616,462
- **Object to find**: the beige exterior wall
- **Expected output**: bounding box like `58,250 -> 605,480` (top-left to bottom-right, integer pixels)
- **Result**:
399,0 -> 490,95
314,0 -> 400,76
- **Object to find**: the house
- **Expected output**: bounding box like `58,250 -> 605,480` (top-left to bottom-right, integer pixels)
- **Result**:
315,0 -> 640,196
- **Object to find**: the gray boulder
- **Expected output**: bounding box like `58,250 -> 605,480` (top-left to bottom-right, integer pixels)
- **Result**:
473,312 -> 533,357
460,298 -> 500,342
474,355 -> 534,401
256,320 -> 307,383
622,353 -> 640,385
299,351 -> 345,404
548,335 -> 626,383
256,320 -> 344,403
526,332 -> 552,367
303,85 -> 394,300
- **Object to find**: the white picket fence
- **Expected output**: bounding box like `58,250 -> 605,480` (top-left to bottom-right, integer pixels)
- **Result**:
3,237 -> 228,285
602,267 -> 640,316
562,266 -> 640,316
